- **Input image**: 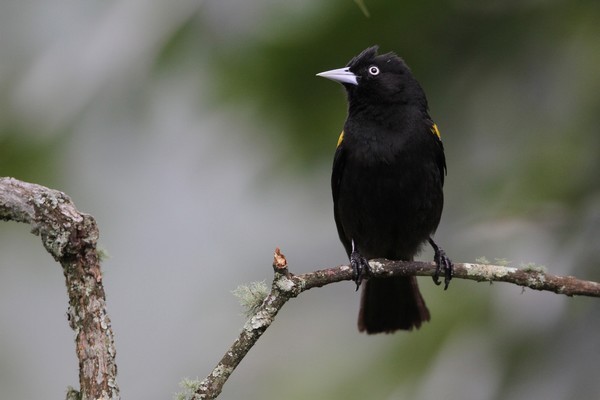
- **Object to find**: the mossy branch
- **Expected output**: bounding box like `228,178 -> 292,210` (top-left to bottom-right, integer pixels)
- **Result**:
188,248 -> 599,399
0,177 -> 119,400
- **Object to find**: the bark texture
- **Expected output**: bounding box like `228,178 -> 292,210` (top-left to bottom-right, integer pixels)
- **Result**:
0,177 -> 119,400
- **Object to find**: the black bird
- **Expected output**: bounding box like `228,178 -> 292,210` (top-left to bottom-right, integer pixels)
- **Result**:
317,46 -> 453,334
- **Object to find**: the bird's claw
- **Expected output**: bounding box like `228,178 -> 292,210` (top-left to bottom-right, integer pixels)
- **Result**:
350,240 -> 370,291
429,238 -> 453,290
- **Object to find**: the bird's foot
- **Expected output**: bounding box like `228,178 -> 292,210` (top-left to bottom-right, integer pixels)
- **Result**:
350,240 -> 370,291
429,237 -> 453,290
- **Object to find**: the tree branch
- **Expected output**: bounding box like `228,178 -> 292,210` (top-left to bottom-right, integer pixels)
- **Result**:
3,177 -> 598,400
0,177 -> 119,400
191,248 -> 599,399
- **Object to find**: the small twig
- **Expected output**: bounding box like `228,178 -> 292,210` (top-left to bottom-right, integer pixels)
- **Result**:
193,248 -> 599,399
0,177 -> 119,400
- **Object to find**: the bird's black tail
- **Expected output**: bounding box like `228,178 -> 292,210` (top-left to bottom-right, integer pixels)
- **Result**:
358,276 -> 430,334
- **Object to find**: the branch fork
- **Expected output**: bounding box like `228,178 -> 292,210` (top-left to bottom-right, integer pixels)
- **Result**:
190,247 -> 599,399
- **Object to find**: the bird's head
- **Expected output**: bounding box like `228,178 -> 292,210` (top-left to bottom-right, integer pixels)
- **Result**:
317,46 -> 427,108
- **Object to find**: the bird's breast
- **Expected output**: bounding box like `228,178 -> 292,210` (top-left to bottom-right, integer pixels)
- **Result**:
335,132 -> 443,259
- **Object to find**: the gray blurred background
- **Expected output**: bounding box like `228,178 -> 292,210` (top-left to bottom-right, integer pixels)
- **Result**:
1,0 -> 599,399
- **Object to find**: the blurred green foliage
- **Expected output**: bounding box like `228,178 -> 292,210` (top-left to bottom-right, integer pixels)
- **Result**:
205,0 -> 600,169
0,124 -> 63,186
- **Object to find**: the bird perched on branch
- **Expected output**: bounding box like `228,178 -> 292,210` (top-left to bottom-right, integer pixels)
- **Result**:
317,46 -> 453,334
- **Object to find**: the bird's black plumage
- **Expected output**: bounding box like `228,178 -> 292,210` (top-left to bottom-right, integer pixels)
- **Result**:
319,46 -> 452,334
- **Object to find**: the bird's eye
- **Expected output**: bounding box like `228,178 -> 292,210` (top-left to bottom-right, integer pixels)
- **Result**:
368,66 -> 380,76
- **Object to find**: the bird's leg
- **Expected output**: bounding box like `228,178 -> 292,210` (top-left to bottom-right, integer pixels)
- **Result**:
428,237 -> 453,290
350,239 -> 370,291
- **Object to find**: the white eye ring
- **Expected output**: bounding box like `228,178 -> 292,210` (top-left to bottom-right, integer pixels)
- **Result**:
368,66 -> 380,76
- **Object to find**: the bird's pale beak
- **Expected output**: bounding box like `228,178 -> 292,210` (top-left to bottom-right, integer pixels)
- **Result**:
316,67 -> 358,86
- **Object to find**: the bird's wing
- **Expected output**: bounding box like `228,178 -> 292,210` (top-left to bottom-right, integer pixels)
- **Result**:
429,123 -> 447,185
331,131 -> 352,256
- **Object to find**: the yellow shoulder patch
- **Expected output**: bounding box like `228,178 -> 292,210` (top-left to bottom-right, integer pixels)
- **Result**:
337,131 -> 344,147
431,123 -> 441,139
